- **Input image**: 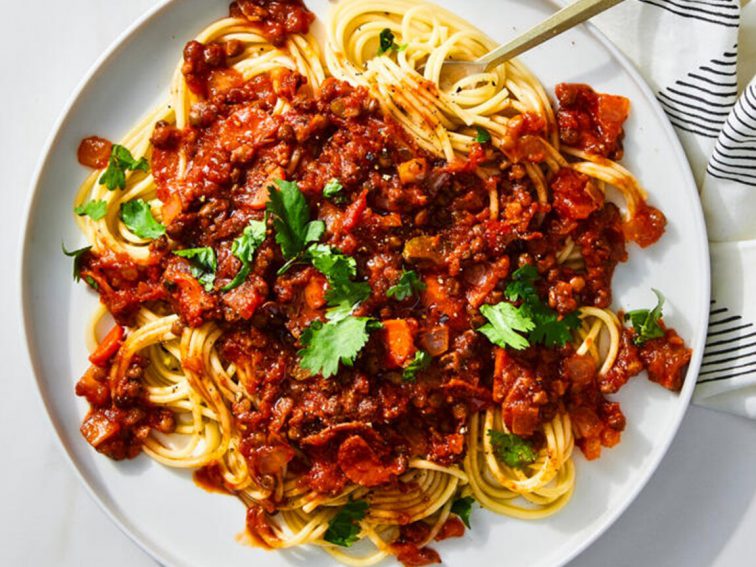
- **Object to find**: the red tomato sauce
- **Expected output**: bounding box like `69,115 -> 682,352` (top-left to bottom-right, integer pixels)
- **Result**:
73,12 -> 691,559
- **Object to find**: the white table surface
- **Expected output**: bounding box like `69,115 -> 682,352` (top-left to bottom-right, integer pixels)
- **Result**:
2,1 -> 756,566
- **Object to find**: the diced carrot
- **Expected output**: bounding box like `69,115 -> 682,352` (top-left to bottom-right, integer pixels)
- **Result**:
161,192 -> 183,225
422,276 -> 446,306
89,325 -> 124,368
397,158 -> 428,185
381,319 -> 417,368
304,274 -> 327,309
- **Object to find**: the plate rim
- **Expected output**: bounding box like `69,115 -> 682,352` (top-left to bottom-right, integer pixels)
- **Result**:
19,1 -> 711,566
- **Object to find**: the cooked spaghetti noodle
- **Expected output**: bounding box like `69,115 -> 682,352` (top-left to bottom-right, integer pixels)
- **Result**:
70,1 -> 691,565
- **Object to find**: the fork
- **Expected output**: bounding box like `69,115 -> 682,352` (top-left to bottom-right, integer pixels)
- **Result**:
441,0 -> 626,76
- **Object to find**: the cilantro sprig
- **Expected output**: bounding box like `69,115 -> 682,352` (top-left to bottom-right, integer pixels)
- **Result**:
266,179 -> 325,274
99,144 -> 149,190
625,289 -> 666,345
62,243 -> 91,282
478,302 -> 534,350
324,500 -> 368,548
308,244 -> 371,319
487,430 -> 537,469
120,199 -> 165,239
222,218 -> 267,291
387,269 -> 426,301
75,199 -> 107,220
478,265 -> 581,350
475,126 -> 491,144
299,317 -> 381,378
505,265 -> 580,347
403,350 -> 430,382
377,28 -> 407,55
173,247 -> 217,292
450,496 -> 475,528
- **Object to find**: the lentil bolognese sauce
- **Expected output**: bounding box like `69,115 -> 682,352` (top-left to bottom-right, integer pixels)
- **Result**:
69,0 -> 692,564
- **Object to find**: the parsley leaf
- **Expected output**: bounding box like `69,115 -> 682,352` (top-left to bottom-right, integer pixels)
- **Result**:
324,500 -> 368,548
74,199 -> 107,220
307,244 -> 371,319
173,247 -> 217,292
325,279 -> 371,320
323,179 -> 343,199
308,244 -> 357,281
478,302 -> 534,350
377,28 -> 407,55
266,179 -> 325,274
403,350 -> 430,381
625,289 -> 666,345
450,496 -> 475,528
62,243 -> 91,282
504,265 -> 581,348
120,199 -> 165,239
487,430 -> 537,469
99,144 -> 149,190
529,309 -> 581,347
221,218 -> 267,291
475,126 -> 491,144
505,264 -> 539,303
84,275 -> 99,290
299,317 -> 380,378
387,270 -> 426,301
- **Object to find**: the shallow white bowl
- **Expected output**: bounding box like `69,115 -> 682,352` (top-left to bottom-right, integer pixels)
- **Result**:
20,1 -> 710,566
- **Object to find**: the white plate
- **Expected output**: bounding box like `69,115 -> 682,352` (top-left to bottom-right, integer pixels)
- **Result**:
20,1 -> 710,566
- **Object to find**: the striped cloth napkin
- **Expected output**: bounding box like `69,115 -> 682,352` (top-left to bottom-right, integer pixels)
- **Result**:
556,0 -> 756,418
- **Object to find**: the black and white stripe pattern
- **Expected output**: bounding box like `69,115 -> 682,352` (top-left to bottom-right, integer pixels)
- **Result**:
657,48 -> 739,138
638,0 -> 739,28
698,300 -> 756,384
706,81 -> 756,186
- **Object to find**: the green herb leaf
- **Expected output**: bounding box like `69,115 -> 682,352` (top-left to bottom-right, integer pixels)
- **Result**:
324,500 -> 368,548
173,247 -> 217,292
504,265 -> 580,348
402,350 -> 430,382
624,289 -> 666,345
377,28 -> 406,55
308,244 -> 357,281
120,199 -> 165,239
487,430 -> 537,469
378,28 -> 395,54
323,179 -> 343,199
99,144 -> 149,190
62,243 -> 91,282
478,302 -> 534,350
505,265 -> 539,303
74,199 -> 107,220
307,244 -> 371,319
326,279 -> 371,320
221,218 -> 267,291
84,275 -> 99,290
266,179 -> 325,274
475,126 -> 491,144
387,269 -> 426,301
450,496 -> 475,528
529,309 -> 581,348
299,316 -> 380,378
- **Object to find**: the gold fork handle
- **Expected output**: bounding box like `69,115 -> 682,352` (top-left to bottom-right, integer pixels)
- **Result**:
479,0 -> 625,71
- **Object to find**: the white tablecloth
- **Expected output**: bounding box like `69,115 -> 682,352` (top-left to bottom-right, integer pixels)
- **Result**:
1,1 -> 755,566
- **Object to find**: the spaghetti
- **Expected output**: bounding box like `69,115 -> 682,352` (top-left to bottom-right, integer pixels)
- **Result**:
70,0 -> 691,565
